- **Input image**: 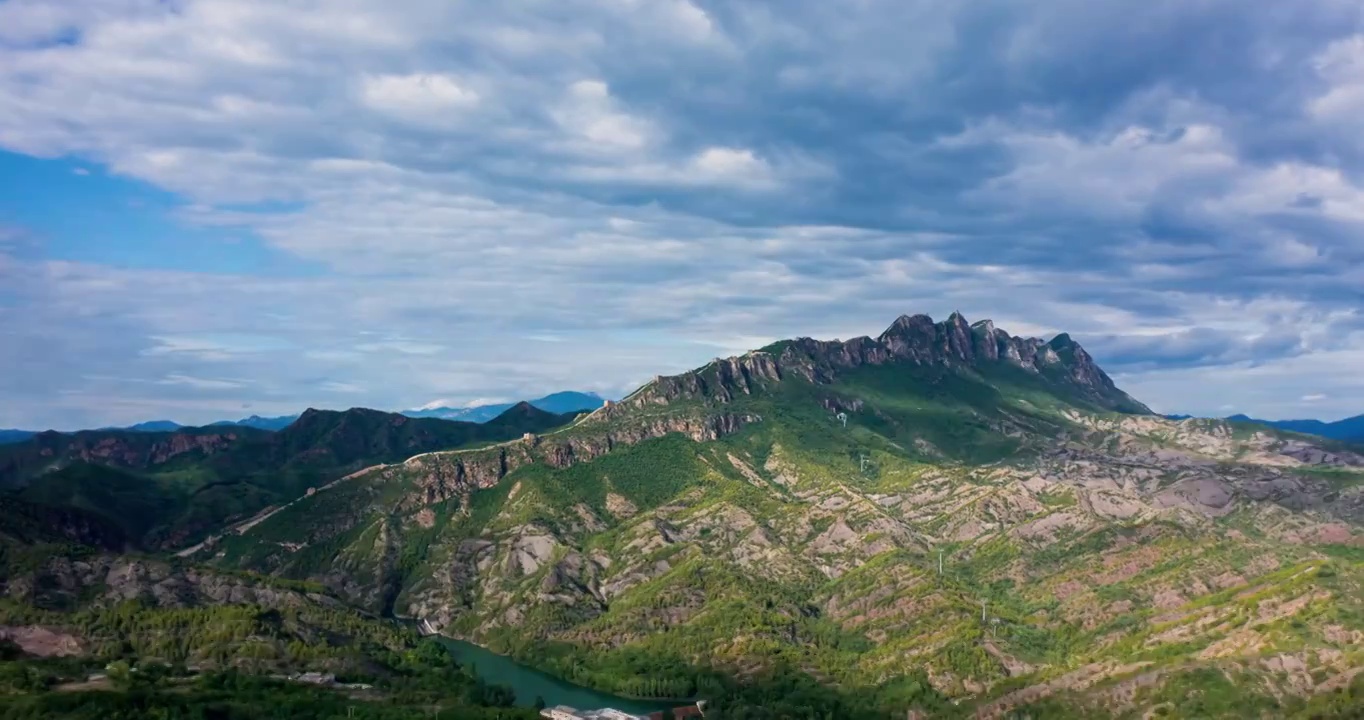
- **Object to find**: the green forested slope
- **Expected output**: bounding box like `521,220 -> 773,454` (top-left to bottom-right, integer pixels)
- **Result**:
0,405 -> 577,552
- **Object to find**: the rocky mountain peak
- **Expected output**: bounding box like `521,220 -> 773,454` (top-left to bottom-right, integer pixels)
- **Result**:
625,312 -> 1150,414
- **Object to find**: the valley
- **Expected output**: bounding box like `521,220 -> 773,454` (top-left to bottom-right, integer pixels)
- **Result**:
3,313 -> 1364,718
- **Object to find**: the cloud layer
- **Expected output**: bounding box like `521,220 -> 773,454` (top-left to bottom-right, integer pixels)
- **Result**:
1,0 -> 1363,428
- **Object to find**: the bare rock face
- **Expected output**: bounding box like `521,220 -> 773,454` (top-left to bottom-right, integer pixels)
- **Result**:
506,530 -> 558,576
605,493 -> 638,519
0,626 -> 85,657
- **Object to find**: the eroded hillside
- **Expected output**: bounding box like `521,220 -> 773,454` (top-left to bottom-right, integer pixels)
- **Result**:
168,314 -> 1364,717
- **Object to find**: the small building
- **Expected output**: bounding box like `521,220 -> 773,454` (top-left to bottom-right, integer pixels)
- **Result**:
523,432 -> 538,443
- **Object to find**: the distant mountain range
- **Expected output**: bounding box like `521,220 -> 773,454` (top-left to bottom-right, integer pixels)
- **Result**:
1165,412 -> 1364,441
208,415 -> 301,431
401,391 -> 605,422
0,391 -> 606,444
0,429 -> 35,445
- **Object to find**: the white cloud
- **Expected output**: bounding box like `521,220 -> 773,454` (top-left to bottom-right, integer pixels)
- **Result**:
690,146 -> 771,183
0,0 -> 1362,428
361,72 -> 480,124
320,381 -> 365,394
158,374 -> 248,390
1310,34 -> 1364,122
950,120 -> 1239,219
1121,338 -> 1364,421
551,79 -> 656,152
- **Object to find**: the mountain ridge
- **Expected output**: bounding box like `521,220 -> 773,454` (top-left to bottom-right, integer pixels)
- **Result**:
625,312 -> 1149,415
1226,413 -> 1364,441
0,391 -> 607,444
1163,412 -> 1364,442
0,403 -> 581,550
402,391 -> 606,423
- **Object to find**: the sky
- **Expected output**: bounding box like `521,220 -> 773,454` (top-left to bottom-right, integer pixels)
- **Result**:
1,0 -> 1363,430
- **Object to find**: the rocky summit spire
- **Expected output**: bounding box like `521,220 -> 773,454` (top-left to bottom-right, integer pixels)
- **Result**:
943,311 -> 975,363
970,319 -> 1001,361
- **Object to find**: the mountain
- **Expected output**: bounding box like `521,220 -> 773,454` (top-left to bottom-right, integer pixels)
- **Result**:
0,425 -> 269,490
0,404 -> 578,551
0,395 -> 597,442
0,418 -> 283,443
5,312 -> 1364,718
97,415 -> 297,433
1226,413 -> 1364,441
404,391 -> 605,423
121,420 -> 184,432
176,312 -> 1364,718
0,429 -> 35,445
208,414 -> 300,431
1163,413 -> 1364,442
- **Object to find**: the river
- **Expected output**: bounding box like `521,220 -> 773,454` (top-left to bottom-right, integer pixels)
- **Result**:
438,638 -> 671,714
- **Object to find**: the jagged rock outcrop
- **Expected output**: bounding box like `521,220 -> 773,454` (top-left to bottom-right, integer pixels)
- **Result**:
619,312 -> 1149,415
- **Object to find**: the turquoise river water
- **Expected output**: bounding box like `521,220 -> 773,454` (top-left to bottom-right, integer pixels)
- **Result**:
438,638 -> 671,714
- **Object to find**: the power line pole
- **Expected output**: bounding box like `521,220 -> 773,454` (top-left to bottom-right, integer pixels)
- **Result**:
938,549 -> 944,576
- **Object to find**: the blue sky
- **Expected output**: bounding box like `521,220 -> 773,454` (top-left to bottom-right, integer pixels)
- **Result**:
2,0 -> 1363,430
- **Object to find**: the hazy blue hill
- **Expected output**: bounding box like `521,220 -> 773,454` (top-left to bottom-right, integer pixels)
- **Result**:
120,420 -> 184,432
208,414 -> 300,431
404,391 -> 604,423
1246,413 -> 1364,439
1168,412 -> 1364,440
0,429 -> 34,445
528,391 -> 606,414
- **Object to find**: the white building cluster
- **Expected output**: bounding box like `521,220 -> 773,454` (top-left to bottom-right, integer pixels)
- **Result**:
541,707 -> 645,720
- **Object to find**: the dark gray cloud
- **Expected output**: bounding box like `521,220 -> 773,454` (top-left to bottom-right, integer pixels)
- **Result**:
0,0 -> 1363,427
